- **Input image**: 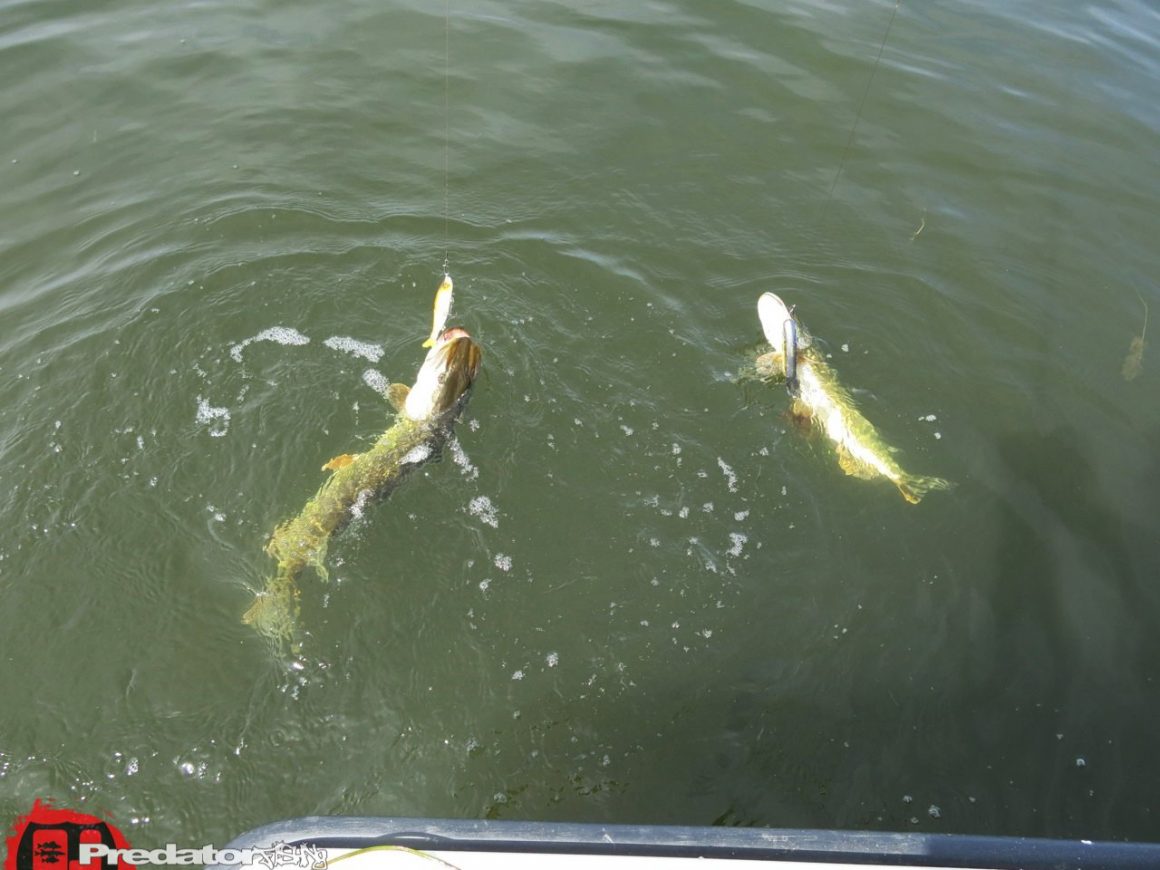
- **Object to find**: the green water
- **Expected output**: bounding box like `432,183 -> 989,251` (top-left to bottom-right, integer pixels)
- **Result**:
3,0 -> 1160,848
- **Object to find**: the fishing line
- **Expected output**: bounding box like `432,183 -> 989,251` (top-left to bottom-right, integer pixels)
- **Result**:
783,3 -> 900,396
820,0 -> 901,216
442,0 -> 450,273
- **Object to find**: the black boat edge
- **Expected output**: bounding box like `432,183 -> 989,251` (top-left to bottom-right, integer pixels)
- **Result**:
207,816 -> 1160,869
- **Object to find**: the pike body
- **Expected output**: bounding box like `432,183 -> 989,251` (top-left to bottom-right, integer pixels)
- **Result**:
757,293 -> 950,504
244,327 -> 482,641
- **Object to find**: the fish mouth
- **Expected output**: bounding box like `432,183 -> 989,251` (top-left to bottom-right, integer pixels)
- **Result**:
406,327 -> 483,420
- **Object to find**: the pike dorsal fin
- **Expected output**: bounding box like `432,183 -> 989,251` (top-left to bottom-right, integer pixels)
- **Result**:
387,383 -> 411,412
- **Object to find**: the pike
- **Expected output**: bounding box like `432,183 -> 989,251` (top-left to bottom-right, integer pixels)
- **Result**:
755,292 -> 951,504
243,324 -> 482,641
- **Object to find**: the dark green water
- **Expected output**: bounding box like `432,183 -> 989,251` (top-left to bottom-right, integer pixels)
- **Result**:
2,0 -> 1159,848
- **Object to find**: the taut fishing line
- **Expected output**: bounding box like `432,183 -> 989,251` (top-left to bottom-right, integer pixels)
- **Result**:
819,0 -> 901,222
419,0 -> 454,350
440,0 -> 450,273
443,0 -> 450,273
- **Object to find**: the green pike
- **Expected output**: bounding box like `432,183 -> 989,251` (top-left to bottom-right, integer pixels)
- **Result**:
244,326 -> 483,641
755,292 -> 951,505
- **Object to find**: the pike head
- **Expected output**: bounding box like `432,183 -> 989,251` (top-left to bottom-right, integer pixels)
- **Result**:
404,326 -> 483,421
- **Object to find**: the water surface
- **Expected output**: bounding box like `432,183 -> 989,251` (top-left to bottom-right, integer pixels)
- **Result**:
2,0 -> 1159,846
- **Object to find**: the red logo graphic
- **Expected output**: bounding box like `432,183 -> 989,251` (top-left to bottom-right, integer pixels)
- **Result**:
5,801 -> 132,870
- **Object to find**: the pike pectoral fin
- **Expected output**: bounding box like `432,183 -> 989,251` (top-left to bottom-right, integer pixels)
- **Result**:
387,383 -> 411,411
837,446 -> 875,480
789,397 -> 812,424
755,351 -> 782,380
322,453 -> 357,472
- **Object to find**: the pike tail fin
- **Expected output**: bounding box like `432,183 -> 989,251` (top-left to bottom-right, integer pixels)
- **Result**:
242,568 -> 301,642
897,473 -> 954,505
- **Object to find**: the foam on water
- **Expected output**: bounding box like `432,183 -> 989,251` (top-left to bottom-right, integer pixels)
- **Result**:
323,336 -> 384,363
401,444 -> 432,465
727,532 -> 747,557
468,495 -> 499,528
195,397 -> 230,437
717,457 -> 738,493
448,436 -> 478,480
349,488 -> 372,520
361,369 -> 390,397
229,326 -> 310,362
